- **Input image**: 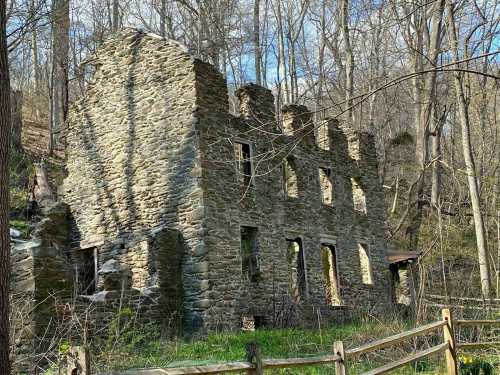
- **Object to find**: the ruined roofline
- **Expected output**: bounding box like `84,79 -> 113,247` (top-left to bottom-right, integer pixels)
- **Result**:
277,102 -> 377,149
80,28 -> 193,68
235,85 -> 376,141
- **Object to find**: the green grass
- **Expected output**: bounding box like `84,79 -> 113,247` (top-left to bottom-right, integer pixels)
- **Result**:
10,219 -> 31,237
93,320 -> 458,374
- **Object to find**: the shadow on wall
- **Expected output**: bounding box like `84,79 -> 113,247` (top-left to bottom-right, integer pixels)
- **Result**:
148,227 -> 184,335
74,31 -> 204,334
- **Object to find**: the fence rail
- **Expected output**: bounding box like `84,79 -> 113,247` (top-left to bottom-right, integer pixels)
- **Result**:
67,309 -> 500,375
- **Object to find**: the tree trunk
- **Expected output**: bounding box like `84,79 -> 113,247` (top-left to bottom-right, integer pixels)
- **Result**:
160,0 -> 166,37
254,0 -> 261,85
446,0 -> 491,298
31,163 -> 55,208
423,0 -> 445,207
30,0 -> 40,94
0,0 -> 12,372
406,12 -> 425,250
50,0 -> 70,154
10,90 -> 22,150
30,0 -> 42,120
430,109 -> 443,206
276,0 -> 289,105
112,0 -> 119,31
315,0 -> 326,121
340,0 -> 354,125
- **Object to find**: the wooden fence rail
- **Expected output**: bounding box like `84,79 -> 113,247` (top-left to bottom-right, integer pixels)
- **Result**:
67,309 -> 499,375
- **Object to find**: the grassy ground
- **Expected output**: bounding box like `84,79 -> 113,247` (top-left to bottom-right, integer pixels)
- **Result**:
89,315 -> 500,374
92,319 -> 492,374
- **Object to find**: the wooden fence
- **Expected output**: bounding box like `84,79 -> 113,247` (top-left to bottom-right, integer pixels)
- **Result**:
67,309 -> 499,375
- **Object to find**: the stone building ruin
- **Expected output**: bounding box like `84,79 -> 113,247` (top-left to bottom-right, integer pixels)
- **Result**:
59,28 -> 394,330
11,28 -> 410,354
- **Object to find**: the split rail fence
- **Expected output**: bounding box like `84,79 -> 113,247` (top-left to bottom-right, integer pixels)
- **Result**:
69,309 -> 499,375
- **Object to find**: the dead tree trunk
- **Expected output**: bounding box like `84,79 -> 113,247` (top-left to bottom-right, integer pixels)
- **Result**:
0,0 -> 12,372
31,162 -> 55,209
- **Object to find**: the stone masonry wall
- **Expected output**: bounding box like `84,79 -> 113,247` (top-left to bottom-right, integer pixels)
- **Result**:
61,29 -> 207,331
10,203 -> 74,372
61,29 -> 392,334
199,82 -> 392,328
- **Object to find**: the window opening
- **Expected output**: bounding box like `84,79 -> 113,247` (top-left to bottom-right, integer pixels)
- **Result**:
283,158 -> 299,197
286,238 -> 306,302
351,177 -> 367,214
76,248 -> 98,295
235,142 -> 253,186
317,122 -> 330,150
240,226 -> 260,282
321,244 -> 341,305
319,168 -> 333,205
390,264 -> 411,305
358,243 -> 373,285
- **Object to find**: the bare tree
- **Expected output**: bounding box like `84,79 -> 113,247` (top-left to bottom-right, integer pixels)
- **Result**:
423,0 -> 445,208
275,0 -> 289,105
445,0 -> 491,298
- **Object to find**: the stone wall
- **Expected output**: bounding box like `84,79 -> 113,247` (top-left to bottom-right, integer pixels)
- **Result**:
61,29 -> 207,330
10,203 -> 74,372
199,83 -> 392,329
61,28 -> 392,334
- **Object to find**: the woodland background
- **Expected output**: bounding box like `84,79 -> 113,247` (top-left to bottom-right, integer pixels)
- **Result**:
0,0 -> 499,372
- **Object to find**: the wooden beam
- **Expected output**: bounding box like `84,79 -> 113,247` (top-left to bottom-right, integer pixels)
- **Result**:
360,343 -> 448,375
455,320 -> 500,326
345,320 -> 445,358
263,354 -> 340,368
101,362 -> 255,375
458,342 -> 500,350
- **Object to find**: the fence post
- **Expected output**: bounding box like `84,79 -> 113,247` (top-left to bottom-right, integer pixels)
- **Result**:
245,342 -> 263,375
334,340 -> 347,375
65,346 -> 91,375
442,308 -> 458,375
